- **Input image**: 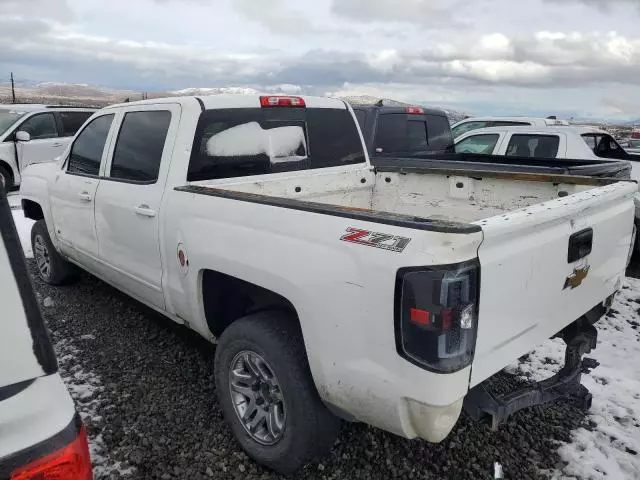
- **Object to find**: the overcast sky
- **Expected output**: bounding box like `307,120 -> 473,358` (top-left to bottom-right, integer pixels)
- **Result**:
1,0 -> 640,119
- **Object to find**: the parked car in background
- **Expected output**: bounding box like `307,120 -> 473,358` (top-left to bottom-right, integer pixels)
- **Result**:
455,125 -> 640,255
352,103 -> 454,157
620,138 -> 640,155
19,95 -> 636,474
0,190 -> 92,479
0,105 -> 96,193
451,116 -> 569,139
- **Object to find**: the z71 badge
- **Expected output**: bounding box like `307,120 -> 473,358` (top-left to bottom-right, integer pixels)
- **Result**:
340,227 -> 411,253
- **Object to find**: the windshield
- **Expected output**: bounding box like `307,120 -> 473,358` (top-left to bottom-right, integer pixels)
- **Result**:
0,109 -> 27,136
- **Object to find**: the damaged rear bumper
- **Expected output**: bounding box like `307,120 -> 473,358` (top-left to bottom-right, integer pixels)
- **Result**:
463,308 -> 606,429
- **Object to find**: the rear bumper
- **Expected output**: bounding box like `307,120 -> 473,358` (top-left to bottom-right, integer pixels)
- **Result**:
463,302 -> 607,429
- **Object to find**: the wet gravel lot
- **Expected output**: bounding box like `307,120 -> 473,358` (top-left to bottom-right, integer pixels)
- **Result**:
30,262 -> 591,480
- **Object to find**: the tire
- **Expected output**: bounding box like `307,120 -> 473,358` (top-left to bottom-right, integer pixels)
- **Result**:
31,220 -> 75,285
0,165 -> 13,194
214,311 -> 340,474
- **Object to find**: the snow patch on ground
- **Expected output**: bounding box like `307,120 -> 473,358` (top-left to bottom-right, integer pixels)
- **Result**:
517,279 -> 640,479
11,208 -> 35,259
54,338 -> 134,478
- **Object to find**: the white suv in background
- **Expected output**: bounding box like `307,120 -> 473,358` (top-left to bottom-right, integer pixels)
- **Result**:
451,116 -> 570,139
0,105 -> 96,192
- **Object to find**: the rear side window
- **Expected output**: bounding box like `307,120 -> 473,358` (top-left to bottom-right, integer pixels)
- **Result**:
110,111 -> 172,183
187,108 -> 365,181
56,112 -> 93,137
506,134 -> 559,158
18,113 -> 58,140
586,134 -> 629,160
455,134 -> 500,154
68,114 -> 114,176
374,114 -> 452,154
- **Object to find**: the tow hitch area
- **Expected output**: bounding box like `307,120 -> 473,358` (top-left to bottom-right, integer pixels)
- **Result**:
464,319 -> 600,430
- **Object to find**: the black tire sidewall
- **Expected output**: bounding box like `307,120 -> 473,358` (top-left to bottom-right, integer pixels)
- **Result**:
0,165 -> 12,193
214,313 -> 338,474
30,220 -> 70,285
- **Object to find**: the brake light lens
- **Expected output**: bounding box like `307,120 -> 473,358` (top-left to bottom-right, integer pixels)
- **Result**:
11,426 -> 93,480
406,106 -> 424,115
395,260 -> 479,373
260,96 -> 306,108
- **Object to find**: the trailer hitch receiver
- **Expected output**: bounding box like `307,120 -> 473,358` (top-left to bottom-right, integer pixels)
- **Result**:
464,318 -> 599,430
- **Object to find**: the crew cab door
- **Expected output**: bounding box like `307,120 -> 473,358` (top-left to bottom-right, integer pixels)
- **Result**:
15,113 -> 66,169
94,104 -> 179,310
49,113 -> 116,263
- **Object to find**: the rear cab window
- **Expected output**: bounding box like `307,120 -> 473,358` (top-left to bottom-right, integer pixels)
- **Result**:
187,107 -> 365,181
373,113 -> 453,156
506,134 -> 560,158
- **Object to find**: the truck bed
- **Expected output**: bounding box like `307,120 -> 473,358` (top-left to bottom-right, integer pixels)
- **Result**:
185,165 -> 618,224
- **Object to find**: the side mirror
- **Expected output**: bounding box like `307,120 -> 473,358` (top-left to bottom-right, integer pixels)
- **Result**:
15,131 -> 31,142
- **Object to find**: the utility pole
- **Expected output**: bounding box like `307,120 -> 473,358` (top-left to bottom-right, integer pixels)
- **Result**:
10,72 -> 16,103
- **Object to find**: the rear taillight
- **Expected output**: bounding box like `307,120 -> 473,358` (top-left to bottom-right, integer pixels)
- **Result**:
395,260 -> 479,373
11,425 -> 92,480
260,96 -> 306,108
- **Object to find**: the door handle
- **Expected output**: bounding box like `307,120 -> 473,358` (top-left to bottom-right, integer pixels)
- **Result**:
135,205 -> 156,218
52,142 -> 63,147
78,192 -> 92,202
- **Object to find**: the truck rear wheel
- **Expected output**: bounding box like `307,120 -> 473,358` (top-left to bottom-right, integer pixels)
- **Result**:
31,220 -> 75,285
214,311 -> 340,474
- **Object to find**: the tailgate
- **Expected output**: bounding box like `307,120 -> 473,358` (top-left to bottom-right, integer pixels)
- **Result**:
469,181 -> 636,387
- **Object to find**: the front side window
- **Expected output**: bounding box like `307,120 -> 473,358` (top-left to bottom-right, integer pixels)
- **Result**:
56,111 -> 94,137
506,134 -> 559,158
110,111 -> 172,183
188,108 -> 365,181
455,134 -> 500,154
68,114 -> 114,176
18,113 -> 58,140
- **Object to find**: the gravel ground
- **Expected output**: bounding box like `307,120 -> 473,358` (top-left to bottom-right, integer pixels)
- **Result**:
30,262 -> 592,480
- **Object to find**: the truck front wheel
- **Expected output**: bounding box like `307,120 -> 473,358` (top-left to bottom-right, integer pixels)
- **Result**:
214,311 -> 340,474
31,220 -> 75,285
0,165 -> 13,194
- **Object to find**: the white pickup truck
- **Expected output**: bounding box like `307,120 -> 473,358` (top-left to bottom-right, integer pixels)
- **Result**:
19,95 -> 637,474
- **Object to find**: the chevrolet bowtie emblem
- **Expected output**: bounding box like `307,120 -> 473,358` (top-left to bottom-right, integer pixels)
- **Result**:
564,266 -> 590,290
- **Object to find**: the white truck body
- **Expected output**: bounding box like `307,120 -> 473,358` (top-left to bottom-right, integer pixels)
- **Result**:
19,95 -> 637,471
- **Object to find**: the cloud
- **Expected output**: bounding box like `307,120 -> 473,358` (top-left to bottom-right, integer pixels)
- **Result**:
232,0 -> 322,34
544,0 -> 640,11
330,0 -> 460,25
0,0 -> 73,20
